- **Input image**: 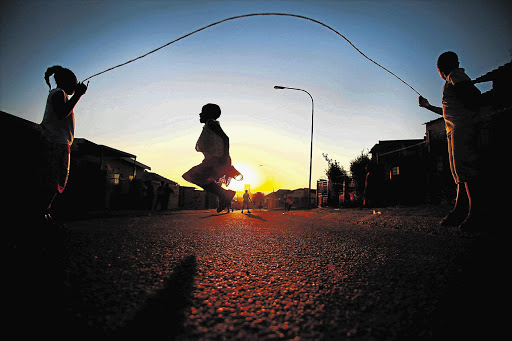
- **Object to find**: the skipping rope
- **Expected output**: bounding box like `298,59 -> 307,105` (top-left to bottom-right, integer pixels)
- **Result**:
82,12 -> 421,96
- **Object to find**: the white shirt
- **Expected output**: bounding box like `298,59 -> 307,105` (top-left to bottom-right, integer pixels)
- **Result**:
442,68 -> 476,133
40,88 -> 75,145
195,120 -> 224,159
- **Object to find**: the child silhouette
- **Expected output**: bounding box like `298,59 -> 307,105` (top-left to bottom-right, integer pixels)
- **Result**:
39,65 -> 87,223
183,104 -> 240,212
419,52 -> 482,232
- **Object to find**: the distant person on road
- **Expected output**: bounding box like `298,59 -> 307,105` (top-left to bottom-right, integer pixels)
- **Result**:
162,183 -> 173,210
182,104 -> 240,213
363,164 -> 376,208
242,190 -> 251,213
39,65 -> 87,223
143,181 -> 154,210
285,197 -> 293,211
419,51 -> 482,232
154,181 -> 167,211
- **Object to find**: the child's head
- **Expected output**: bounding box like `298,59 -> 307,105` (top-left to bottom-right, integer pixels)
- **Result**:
437,51 -> 459,80
45,65 -> 78,95
199,103 -> 221,123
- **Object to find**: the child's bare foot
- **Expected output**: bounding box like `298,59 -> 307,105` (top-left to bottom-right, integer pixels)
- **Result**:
459,214 -> 484,232
439,210 -> 467,226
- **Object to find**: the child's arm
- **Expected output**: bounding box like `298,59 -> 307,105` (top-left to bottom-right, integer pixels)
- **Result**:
52,83 -> 88,120
419,96 -> 443,115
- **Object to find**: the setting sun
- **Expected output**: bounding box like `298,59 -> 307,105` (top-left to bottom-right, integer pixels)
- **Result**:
228,163 -> 260,193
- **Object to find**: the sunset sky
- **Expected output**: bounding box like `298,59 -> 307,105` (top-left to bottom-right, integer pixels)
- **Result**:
1,0 -> 510,193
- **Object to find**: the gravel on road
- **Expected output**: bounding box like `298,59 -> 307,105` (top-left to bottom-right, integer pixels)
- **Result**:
8,205 -> 506,340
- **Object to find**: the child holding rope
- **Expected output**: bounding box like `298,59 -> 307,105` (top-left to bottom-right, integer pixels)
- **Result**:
182,104 -> 239,213
39,66 -> 87,223
419,52 -> 483,232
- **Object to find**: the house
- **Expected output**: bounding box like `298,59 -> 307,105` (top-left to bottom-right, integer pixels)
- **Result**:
0,111 -> 184,216
423,117 -> 455,203
472,61 -> 511,183
286,188 -> 316,209
316,178 -> 355,207
68,138 -> 151,211
316,179 -> 328,207
473,61 -> 511,111
264,189 -> 291,209
141,171 -> 179,210
369,139 -> 427,205
263,188 -> 316,209
178,185 -> 218,210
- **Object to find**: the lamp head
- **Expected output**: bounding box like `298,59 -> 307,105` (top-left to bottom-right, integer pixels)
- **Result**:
274,85 -> 285,90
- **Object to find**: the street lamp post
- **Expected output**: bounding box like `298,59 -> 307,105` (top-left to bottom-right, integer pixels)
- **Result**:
274,85 -> 314,209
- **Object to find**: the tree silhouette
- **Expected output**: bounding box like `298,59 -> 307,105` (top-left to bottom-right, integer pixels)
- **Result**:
322,153 -> 347,207
350,150 -> 372,201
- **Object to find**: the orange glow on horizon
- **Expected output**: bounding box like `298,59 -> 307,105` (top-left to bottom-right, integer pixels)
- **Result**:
228,163 -> 260,193
225,163 -> 278,195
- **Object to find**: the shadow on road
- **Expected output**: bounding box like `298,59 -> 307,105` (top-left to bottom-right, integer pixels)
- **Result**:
115,254 -> 197,338
7,222 -> 65,336
199,211 -> 230,218
244,213 -> 267,221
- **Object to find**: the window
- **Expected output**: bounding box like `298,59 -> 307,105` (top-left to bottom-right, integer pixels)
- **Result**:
391,166 -> 399,177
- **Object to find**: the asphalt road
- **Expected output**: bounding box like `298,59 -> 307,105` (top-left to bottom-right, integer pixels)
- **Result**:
8,207 -> 507,340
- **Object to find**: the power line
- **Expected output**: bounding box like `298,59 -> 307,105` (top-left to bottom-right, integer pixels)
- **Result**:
378,141 -> 427,157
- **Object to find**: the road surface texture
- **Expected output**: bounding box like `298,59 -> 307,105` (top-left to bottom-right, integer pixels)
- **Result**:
8,205 -> 506,340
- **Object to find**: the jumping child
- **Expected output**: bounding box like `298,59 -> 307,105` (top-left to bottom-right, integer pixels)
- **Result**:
182,104 -> 239,212
419,51 -> 483,232
39,65 -> 87,223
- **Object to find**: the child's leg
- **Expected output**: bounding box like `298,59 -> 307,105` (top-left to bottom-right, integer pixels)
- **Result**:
200,182 -> 226,198
440,182 -> 468,225
459,180 -> 484,231
33,190 -> 56,220
200,182 -> 234,212
47,192 -> 57,211
222,189 -> 236,213
454,182 -> 469,213
44,193 -> 57,220
41,143 -> 70,221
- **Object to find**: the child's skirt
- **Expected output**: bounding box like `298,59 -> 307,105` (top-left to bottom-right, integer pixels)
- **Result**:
183,156 -> 241,186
